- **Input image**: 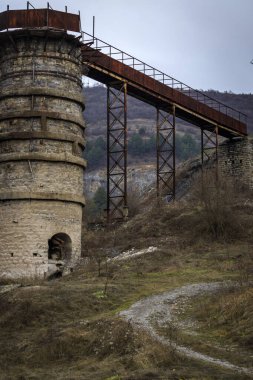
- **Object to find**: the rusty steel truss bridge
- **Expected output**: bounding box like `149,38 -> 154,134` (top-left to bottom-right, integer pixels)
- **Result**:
0,5 -> 248,221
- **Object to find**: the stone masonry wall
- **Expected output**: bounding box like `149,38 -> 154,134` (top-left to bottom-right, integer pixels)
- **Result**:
0,30 -> 86,280
0,201 -> 82,279
218,137 -> 253,189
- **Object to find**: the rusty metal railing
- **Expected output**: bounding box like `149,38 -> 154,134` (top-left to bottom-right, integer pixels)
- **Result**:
82,31 -> 247,124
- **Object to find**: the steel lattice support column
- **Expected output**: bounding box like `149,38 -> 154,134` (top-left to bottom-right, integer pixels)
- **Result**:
201,125 -> 219,178
106,82 -> 128,221
156,106 -> 176,201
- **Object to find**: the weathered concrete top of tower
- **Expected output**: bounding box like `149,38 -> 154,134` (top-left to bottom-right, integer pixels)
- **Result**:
0,7 -> 80,33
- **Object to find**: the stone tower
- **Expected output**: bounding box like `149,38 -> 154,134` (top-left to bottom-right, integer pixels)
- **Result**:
0,9 -> 86,279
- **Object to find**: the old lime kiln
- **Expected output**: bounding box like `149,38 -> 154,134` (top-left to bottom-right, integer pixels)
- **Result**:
0,6 -> 86,279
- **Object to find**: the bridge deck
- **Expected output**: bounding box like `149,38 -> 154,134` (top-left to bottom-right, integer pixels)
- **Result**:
81,42 -> 247,139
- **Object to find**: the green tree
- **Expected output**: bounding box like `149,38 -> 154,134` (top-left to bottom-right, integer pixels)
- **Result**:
87,145 -> 104,168
144,135 -> 156,154
139,127 -> 146,136
93,186 -> 107,212
129,133 -> 144,155
176,133 -> 199,160
85,137 -> 107,169
96,136 -> 106,151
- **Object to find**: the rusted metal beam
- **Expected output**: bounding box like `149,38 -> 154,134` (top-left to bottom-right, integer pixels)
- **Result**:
156,106 -> 176,201
82,45 -> 247,138
0,9 -> 80,32
106,82 -> 128,222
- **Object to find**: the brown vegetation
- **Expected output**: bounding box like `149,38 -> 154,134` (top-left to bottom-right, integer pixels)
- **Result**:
0,173 -> 252,379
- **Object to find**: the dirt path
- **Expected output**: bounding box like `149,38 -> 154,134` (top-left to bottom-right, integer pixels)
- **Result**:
120,282 -> 253,377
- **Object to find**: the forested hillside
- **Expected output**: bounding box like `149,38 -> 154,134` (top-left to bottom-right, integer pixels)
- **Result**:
83,85 -> 253,169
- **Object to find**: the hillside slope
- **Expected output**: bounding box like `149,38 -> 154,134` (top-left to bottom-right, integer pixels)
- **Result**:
0,174 -> 252,380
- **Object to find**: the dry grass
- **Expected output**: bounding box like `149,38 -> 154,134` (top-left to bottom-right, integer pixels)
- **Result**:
191,285 -> 253,349
1,175 -> 253,379
158,283 -> 253,370
1,252 -> 252,379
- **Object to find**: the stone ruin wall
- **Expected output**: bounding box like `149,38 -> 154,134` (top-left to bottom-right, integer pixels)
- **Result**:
218,137 -> 253,189
0,31 -> 86,280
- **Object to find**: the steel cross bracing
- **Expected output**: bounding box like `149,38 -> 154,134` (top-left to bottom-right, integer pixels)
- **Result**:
106,83 -> 128,221
201,126 -> 219,189
156,107 -> 175,201
201,126 -> 219,167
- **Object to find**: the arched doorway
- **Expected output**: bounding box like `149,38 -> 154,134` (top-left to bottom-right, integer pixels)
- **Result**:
48,233 -> 72,261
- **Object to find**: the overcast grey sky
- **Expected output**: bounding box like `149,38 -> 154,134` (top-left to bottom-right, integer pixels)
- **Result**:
1,0 -> 252,93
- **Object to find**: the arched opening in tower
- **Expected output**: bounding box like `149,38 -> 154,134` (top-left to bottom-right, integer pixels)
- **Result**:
48,233 -> 72,261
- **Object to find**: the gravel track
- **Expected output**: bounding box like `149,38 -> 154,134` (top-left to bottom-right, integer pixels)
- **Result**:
120,282 -> 253,377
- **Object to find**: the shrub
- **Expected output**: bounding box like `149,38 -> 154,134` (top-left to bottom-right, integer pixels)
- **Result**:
192,170 -> 245,240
